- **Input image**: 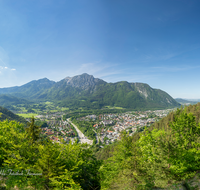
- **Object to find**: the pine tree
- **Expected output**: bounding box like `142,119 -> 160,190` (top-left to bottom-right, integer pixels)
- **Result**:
0,120 -> 43,189
35,140 -> 66,189
50,169 -> 82,190
26,117 -> 41,144
168,111 -> 200,180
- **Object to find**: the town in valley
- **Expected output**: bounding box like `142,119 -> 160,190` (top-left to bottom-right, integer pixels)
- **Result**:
30,108 -> 175,146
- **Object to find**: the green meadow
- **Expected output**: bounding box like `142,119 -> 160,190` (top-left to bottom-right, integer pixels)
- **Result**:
17,113 -> 38,118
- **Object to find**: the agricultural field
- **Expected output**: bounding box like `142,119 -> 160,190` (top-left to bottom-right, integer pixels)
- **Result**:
13,101 -> 70,116
17,113 -> 38,118
105,106 -> 124,109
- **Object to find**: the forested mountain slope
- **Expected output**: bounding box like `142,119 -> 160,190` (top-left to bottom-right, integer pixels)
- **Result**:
88,81 -> 180,109
0,106 -> 27,124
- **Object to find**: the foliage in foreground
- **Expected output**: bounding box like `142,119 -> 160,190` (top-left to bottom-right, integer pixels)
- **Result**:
0,118 -> 101,189
99,107 -> 200,189
0,104 -> 200,189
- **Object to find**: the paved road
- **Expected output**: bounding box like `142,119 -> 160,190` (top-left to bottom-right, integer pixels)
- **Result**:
67,119 -> 93,145
93,129 -> 100,144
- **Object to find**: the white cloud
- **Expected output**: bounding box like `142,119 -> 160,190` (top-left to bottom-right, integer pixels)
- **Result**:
0,65 -> 16,74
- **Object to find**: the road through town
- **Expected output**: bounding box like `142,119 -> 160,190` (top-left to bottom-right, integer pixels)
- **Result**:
67,119 -> 93,145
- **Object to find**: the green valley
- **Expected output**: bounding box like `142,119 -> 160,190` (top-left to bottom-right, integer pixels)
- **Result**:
3,74 -> 200,189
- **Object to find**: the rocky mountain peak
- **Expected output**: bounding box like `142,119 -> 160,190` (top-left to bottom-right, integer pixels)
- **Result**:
63,73 -> 106,90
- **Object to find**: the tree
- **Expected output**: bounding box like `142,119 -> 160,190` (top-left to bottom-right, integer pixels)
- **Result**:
168,111 -> 200,180
50,169 -> 82,190
137,128 -> 171,188
137,110 -> 200,187
0,120 -> 44,189
0,118 -> 101,189
26,117 -> 42,144
99,132 -> 144,190
35,140 -> 66,189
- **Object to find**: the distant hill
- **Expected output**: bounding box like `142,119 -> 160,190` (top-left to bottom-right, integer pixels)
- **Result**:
0,94 -> 32,108
0,78 -> 56,99
0,106 -> 27,124
0,73 -> 180,110
185,98 -> 200,102
175,98 -> 199,105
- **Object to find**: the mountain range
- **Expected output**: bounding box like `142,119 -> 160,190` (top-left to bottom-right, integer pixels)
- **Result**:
0,73 -> 180,110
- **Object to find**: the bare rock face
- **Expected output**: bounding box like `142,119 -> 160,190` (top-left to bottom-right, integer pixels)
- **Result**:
63,73 -> 106,91
134,82 -> 151,99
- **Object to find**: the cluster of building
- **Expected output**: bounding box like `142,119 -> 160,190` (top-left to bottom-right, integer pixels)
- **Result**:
78,109 -> 174,145
34,109 -> 174,145
40,119 -> 78,143
35,112 -> 64,120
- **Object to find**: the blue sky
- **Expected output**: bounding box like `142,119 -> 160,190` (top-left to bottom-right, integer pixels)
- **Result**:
0,0 -> 200,99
